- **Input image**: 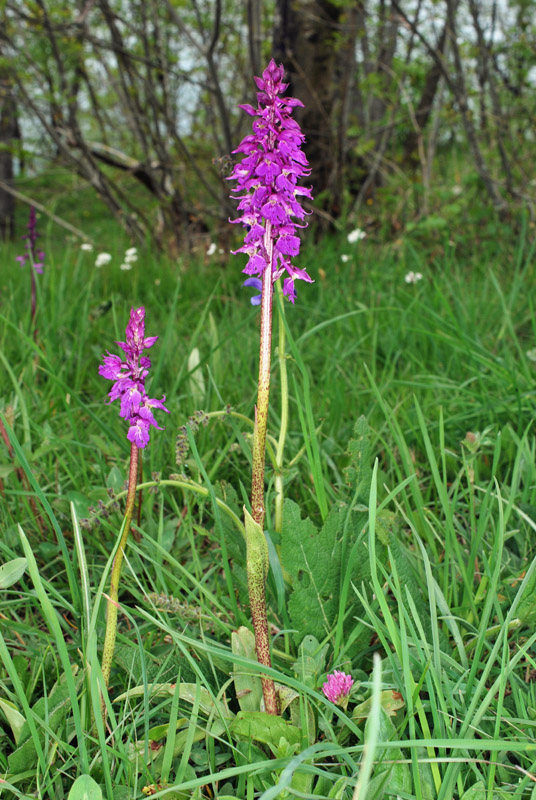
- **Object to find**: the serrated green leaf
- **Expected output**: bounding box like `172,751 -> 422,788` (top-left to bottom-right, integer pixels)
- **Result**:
389,532 -> 449,650
68,774 -> 103,800
281,500 -> 343,644
0,557 -> 27,589
230,711 -> 302,753
344,415 -> 373,501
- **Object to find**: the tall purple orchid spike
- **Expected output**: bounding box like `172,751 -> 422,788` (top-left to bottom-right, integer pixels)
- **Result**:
228,59 -> 313,304
99,306 -> 169,447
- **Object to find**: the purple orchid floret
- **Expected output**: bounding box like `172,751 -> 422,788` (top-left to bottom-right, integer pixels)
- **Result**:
99,306 -> 169,448
322,670 -> 354,705
228,59 -> 313,304
16,206 -> 45,274
243,276 -> 262,306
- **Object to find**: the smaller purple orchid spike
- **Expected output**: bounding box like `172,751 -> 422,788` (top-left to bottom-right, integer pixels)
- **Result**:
16,206 -> 45,274
322,671 -> 354,706
99,307 -> 169,448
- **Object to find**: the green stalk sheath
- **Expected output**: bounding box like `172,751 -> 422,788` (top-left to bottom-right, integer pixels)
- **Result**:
248,226 -> 278,715
251,226 -> 274,530
274,281 -> 289,534
101,442 -> 139,713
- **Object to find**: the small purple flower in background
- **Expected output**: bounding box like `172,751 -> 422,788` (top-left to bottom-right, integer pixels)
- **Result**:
99,307 -> 169,448
243,276 -> 262,306
228,59 -> 313,304
322,670 -> 354,707
16,206 -> 45,274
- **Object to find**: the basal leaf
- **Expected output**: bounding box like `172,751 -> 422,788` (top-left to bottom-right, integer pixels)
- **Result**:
0,557 -> 27,589
232,626 -> 263,712
67,774 -> 103,800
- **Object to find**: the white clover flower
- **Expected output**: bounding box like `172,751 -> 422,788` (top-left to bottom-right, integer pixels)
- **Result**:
347,228 -> 366,244
206,242 -> 217,256
125,247 -> 137,257
341,254 -> 350,263
404,271 -> 423,284
120,262 -> 132,271
81,242 -> 93,252
95,252 -> 112,268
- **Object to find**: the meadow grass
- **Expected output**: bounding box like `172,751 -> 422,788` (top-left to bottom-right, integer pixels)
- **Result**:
0,208 -> 536,799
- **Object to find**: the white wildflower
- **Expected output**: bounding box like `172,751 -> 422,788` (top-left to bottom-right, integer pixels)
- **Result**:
120,262 -> 132,271
81,242 -> 93,252
341,254 -> 350,263
347,228 -> 366,244
206,242 -> 217,256
95,252 -> 112,268
404,271 -> 423,284
123,248 -> 138,264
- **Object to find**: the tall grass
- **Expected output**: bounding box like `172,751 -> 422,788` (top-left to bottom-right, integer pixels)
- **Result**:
0,211 -> 535,798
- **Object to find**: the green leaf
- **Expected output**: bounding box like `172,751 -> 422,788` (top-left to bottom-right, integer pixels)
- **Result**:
344,415 -> 373,500
281,500 -> 343,644
244,506 -> 269,583
8,666 -> 84,774
366,708 -> 411,798
0,698 -> 25,744
218,483 -> 249,605
230,711 -> 302,754
114,682 -> 233,721
389,531 -> 449,651
0,557 -> 27,589
147,718 -> 187,742
232,626 -> 263,712
516,554 -> 536,627
352,689 -> 405,722
460,782 -> 486,800
68,775 -> 103,800
292,635 -> 329,688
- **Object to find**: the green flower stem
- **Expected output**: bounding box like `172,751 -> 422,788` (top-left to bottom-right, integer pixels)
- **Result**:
248,226 -> 278,716
274,282 -> 289,534
101,442 -> 139,715
111,478 -> 245,536
203,409 -> 279,467
251,232 -> 274,529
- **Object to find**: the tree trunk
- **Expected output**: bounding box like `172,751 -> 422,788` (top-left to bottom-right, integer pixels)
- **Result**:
0,69 -> 17,241
273,0 -> 344,212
